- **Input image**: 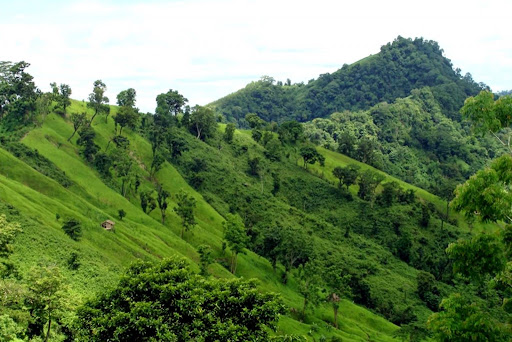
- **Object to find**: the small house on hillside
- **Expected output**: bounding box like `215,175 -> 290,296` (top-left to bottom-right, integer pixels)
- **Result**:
101,220 -> 115,230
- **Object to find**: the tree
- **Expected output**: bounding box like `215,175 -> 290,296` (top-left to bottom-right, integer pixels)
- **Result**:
155,89 -> 188,117
118,209 -> 126,221
68,112 -> 86,142
0,61 -> 39,125
223,214 -> 248,274
357,169 -> 384,201
50,82 -> 72,114
277,226 -> 313,284
61,218 -> 82,241
74,258 -> 284,341
332,164 -> 360,189
156,184 -> 169,224
174,191 -> 197,239
299,146 -> 324,169
452,154 -> 512,223
0,215 -> 21,278
416,271 -> 440,311
428,293 -> 508,341
116,88 -> 136,108
446,234 -> 506,283
25,265 -> 69,341
356,137 -> 377,165
114,105 -> 138,135
278,121 -> 303,144
297,261 -> 322,321
76,126 -> 99,162
324,262 -> 351,329
189,105 -> 217,140
245,113 -> 265,129
224,123 -> 236,143
0,215 -> 21,259
197,244 -> 214,276
87,80 -> 109,125
337,131 -> 356,156
140,190 -> 156,214
248,156 -> 261,176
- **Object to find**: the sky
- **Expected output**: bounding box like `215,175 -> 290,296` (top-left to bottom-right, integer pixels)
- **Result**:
1,0 -> 511,113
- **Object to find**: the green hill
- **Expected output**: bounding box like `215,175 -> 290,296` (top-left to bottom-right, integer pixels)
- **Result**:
211,37 -> 503,197
0,53 -> 507,341
212,36 -> 485,124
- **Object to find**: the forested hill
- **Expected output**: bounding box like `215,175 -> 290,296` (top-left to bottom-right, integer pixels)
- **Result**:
211,36 -> 486,124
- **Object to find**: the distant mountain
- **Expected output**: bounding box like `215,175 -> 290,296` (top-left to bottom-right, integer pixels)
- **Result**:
212,36 -> 486,124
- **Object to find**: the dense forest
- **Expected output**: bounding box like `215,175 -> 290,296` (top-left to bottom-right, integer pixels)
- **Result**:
0,37 -> 511,341
212,37 -> 486,123
212,37 -> 503,197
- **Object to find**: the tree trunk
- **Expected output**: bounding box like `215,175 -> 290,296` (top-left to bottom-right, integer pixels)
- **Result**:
44,312 -> 51,342
302,297 -> 307,321
67,129 -> 78,142
89,110 -> 98,126
333,305 -> 338,329
181,226 -> 184,239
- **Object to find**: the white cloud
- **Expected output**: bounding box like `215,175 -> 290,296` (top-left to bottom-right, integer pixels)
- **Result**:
1,0 -> 511,112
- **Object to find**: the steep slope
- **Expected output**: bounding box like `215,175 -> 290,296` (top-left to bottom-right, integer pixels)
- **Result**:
0,101 -> 405,341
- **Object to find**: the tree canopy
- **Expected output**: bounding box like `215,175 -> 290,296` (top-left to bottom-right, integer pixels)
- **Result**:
75,258 -> 284,341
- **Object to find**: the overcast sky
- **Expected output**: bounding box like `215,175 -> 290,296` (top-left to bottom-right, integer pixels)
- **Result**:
1,0 -> 511,113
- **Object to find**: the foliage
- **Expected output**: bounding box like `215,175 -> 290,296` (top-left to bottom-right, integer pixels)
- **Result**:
156,184 -> 170,224
357,169 -> 385,201
87,80 -> 109,124
213,37 -> 484,123
74,258 -> 284,341
299,146 -> 325,169
189,105 -> 218,141
446,234 -> 506,283
428,293 -> 509,341
224,123 -> 235,143
116,88 -> 136,108
68,112 -> 86,142
2,141 -> 73,187
223,214 -> 248,274
117,209 -> 126,221
50,82 -> 72,114
332,164 -> 359,189
61,218 -> 82,241
0,61 -> 39,129
173,190 -> 197,239
25,265 -> 69,341
197,244 -> 214,276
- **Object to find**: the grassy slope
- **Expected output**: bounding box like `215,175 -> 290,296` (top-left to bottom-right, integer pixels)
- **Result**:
307,146 -> 495,233
0,100 -> 399,341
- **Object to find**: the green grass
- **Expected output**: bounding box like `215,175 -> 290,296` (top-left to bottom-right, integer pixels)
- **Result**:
0,101 -> 408,341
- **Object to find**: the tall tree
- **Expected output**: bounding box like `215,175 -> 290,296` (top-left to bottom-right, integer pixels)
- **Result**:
156,184 -> 170,224
114,105 -> 138,135
116,88 -> 136,108
223,214 -> 248,274
68,112 -> 86,141
189,105 -> 217,140
25,265 -> 69,341
74,258 -> 284,341
174,191 -> 197,239
50,82 -> 72,114
0,61 -> 39,124
87,80 -> 109,125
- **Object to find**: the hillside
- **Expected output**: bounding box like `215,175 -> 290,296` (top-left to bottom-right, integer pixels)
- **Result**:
211,37 -> 502,197
212,36 -> 485,123
0,94 -> 469,341
1,53 -> 510,340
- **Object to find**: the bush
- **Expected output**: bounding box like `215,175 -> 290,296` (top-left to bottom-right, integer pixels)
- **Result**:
61,218 -> 82,241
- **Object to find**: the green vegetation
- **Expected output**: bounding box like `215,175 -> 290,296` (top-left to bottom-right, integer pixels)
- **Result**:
1,37 -> 510,341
